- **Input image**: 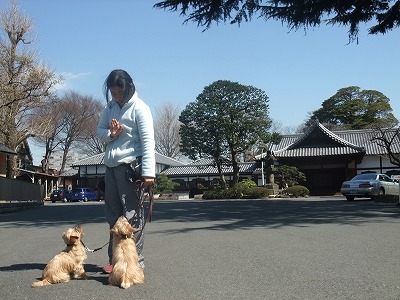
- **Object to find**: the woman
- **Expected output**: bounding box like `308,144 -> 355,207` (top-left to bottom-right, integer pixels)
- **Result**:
97,69 -> 155,273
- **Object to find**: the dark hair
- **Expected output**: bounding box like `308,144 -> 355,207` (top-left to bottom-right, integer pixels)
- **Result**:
103,69 -> 135,103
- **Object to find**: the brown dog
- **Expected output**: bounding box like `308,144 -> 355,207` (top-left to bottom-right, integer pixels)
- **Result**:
109,216 -> 144,288
32,225 -> 89,287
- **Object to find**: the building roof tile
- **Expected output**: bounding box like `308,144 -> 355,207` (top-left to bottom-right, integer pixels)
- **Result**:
72,152 -> 185,167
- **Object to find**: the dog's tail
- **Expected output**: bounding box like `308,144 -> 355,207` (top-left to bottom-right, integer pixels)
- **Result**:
31,279 -> 51,288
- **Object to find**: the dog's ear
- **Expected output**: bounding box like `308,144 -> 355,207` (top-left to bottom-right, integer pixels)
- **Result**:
75,225 -> 83,234
128,225 -> 135,236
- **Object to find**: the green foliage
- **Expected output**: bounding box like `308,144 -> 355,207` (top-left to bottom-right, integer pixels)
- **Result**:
307,86 -> 398,130
179,80 -> 273,185
154,1 -> 399,42
203,188 -> 239,200
242,187 -> 272,199
236,179 -> 257,190
373,194 -> 399,203
285,185 -> 310,198
274,165 -> 306,187
203,180 -> 271,199
154,174 -> 179,194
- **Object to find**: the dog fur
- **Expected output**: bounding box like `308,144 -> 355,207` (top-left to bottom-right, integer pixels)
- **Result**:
31,225 -> 89,287
108,216 -> 144,288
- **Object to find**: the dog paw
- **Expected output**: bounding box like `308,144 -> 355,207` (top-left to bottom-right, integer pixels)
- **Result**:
120,282 -> 131,289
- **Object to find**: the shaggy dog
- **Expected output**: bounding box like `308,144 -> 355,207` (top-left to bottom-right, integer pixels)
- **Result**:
32,225 -> 89,287
108,216 -> 144,288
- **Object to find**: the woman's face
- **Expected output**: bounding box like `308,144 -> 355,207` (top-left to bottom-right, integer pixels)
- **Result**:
110,86 -> 124,104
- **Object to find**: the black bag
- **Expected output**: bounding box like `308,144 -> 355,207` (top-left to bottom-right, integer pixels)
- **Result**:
126,156 -> 142,183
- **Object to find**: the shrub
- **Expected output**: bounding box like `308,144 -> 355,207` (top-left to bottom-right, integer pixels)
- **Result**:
285,185 -> 309,197
202,184 -> 270,200
236,179 -> 257,190
373,194 -> 399,203
154,174 -> 179,195
233,179 -> 257,196
243,187 -> 271,199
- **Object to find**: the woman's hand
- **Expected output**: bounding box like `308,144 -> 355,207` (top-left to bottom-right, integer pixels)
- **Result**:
110,119 -> 123,137
142,177 -> 155,187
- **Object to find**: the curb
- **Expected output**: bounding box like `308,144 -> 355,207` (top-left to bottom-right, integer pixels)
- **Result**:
0,201 -> 43,214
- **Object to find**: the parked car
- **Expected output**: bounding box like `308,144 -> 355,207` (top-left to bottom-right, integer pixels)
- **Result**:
50,189 -> 73,203
341,173 -> 399,201
70,187 -> 98,202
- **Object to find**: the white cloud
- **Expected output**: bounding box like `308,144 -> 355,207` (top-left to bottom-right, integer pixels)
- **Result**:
53,71 -> 91,91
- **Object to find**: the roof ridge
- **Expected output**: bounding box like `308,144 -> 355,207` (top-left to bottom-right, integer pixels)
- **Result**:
272,122 -> 366,155
317,123 -> 365,151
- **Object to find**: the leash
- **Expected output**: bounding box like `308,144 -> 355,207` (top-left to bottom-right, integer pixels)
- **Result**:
135,181 -> 154,241
82,179 -> 154,253
81,240 -> 110,253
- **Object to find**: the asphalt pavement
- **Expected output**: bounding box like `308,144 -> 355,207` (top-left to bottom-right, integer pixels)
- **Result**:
1,197 -> 400,300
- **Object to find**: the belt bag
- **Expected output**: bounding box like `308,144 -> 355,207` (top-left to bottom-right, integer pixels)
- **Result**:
126,156 -> 142,183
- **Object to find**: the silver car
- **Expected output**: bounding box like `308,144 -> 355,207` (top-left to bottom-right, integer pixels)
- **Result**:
340,173 -> 399,201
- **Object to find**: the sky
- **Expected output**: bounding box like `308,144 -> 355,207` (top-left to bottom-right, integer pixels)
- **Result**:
1,0 -> 399,165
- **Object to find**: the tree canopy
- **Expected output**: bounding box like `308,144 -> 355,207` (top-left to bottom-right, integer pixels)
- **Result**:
154,0 -> 400,42
179,80 -> 273,186
306,86 -> 398,130
0,1 -> 59,177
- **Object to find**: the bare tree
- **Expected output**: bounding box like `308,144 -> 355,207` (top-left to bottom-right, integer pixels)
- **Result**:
30,95 -> 67,172
55,91 -> 103,173
270,118 -> 298,135
371,126 -> 400,167
73,99 -> 105,157
154,101 -> 181,159
0,0 -> 60,177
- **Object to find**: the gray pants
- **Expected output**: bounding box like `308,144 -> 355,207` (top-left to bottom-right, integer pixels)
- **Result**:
104,164 -> 145,268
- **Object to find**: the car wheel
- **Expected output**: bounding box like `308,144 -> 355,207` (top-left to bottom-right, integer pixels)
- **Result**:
51,200 -> 55,203
346,196 -> 354,201
63,198 -> 67,203
378,188 -> 385,195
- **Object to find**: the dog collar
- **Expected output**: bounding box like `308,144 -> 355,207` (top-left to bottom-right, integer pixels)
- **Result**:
120,234 -> 129,239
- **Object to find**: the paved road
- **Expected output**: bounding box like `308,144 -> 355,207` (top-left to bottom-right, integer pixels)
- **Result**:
1,197 -> 400,300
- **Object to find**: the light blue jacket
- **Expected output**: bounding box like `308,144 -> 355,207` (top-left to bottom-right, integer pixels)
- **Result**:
97,92 -> 155,178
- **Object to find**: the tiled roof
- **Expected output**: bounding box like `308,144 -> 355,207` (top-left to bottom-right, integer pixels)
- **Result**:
73,153 -> 105,166
161,162 -> 257,176
59,168 -> 78,177
333,128 -> 400,155
189,158 -> 215,165
72,152 -> 184,167
270,122 -> 366,158
262,123 -> 399,159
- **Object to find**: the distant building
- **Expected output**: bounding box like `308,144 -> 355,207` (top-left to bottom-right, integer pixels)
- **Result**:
66,122 -> 400,197
70,152 -> 184,190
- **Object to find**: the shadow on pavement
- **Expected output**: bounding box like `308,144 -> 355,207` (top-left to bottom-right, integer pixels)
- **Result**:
150,198 -> 400,234
0,199 -> 399,233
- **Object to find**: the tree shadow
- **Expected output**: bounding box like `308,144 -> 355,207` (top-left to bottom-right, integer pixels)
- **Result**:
0,263 -> 46,272
0,199 -> 399,234
149,198 -> 400,234
0,202 -> 106,228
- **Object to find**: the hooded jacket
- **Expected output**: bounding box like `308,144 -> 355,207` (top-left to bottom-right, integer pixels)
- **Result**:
97,92 -> 155,178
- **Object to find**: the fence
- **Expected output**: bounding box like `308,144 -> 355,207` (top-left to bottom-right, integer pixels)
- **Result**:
0,177 -> 44,213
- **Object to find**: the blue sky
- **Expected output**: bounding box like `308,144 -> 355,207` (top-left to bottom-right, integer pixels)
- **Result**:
1,0 -> 399,164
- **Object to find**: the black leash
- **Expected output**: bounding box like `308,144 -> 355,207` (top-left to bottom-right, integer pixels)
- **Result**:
135,181 -> 154,241
81,239 -> 110,253
82,180 -> 154,253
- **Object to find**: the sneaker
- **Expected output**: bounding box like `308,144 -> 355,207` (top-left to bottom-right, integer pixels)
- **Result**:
102,264 -> 113,274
